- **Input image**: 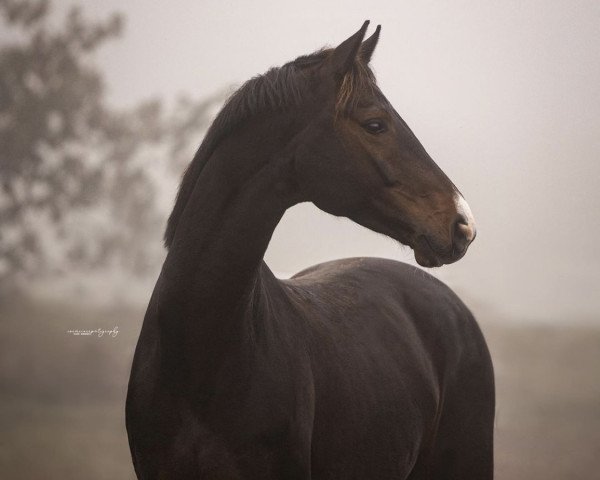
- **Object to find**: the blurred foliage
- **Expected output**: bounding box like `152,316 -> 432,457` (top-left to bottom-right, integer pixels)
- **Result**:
0,0 -> 224,290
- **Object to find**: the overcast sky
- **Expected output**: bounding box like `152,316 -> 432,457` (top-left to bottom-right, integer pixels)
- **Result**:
64,0 -> 600,323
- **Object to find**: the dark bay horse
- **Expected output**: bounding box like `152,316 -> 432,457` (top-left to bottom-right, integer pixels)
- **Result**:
126,22 -> 494,479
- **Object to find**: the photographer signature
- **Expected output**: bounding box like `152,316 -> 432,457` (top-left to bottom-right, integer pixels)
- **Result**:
66,327 -> 119,338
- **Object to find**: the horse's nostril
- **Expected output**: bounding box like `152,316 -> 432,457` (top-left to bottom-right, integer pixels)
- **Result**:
455,213 -> 469,227
452,215 -> 476,251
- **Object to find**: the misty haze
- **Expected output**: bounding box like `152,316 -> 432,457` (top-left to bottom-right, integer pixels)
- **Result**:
1,1 -> 599,479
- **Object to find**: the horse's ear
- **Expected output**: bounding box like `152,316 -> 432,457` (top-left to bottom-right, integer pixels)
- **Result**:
359,25 -> 381,64
329,20 -> 370,78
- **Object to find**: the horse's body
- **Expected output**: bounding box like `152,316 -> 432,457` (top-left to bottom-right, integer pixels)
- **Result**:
127,23 -> 494,479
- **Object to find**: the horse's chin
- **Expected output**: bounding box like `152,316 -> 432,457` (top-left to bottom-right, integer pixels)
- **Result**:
412,234 -> 469,268
413,246 -> 443,268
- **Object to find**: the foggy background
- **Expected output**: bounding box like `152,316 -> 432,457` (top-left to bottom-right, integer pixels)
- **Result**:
1,1 -> 599,479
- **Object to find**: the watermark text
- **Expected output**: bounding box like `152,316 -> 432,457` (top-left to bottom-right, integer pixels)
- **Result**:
66,326 -> 119,338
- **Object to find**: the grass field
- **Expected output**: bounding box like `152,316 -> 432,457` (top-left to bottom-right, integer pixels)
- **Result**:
1,296 -> 599,479
488,321 -> 600,479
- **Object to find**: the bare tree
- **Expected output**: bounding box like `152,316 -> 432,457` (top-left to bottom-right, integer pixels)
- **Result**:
0,0 -> 223,291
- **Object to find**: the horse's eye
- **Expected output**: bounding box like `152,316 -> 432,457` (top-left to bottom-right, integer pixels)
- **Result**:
362,120 -> 386,135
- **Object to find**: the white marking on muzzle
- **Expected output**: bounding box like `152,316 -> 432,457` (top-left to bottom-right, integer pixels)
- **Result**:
454,194 -> 474,224
454,193 -> 476,240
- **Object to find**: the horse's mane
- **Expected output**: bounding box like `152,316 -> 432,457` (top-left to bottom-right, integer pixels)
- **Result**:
163,49 -> 377,248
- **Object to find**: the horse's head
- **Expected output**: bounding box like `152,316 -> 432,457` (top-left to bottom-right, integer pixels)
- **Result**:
291,21 -> 476,267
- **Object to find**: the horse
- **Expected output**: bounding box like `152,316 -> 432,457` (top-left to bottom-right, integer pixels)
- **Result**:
126,21 -> 495,479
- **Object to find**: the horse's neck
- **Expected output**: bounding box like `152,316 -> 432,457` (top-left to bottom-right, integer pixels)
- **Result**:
163,156 -> 288,306
156,120 -> 295,378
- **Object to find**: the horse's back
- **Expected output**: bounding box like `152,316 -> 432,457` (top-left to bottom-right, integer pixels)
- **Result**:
284,257 -> 494,478
286,256 -> 492,400
287,257 -> 482,356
